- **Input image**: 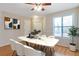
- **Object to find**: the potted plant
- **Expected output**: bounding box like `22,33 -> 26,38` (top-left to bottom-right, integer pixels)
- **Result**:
68,26 -> 79,51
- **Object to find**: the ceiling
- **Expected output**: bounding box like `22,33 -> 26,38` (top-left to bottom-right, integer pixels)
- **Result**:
0,3 -> 79,17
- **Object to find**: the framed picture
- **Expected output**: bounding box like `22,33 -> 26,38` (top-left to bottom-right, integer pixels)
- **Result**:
13,18 -> 20,29
4,17 -> 20,29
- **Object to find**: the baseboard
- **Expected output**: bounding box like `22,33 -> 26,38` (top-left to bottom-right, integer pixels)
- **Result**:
0,43 -> 10,47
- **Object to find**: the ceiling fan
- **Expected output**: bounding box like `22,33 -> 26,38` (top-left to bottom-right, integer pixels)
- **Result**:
26,3 -> 51,11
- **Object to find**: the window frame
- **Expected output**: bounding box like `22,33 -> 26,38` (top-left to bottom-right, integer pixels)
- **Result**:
53,15 -> 73,37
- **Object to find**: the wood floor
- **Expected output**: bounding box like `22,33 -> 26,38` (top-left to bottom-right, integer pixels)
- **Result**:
0,45 -> 79,56
0,45 -> 16,56
54,45 -> 79,56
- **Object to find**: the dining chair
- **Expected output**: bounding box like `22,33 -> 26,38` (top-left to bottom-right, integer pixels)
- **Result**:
24,45 -> 45,56
10,39 -> 25,56
10,39 -> 45,56
10,39 -> 17,50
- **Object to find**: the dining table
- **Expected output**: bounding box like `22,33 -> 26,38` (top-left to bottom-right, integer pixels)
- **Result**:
18,36 -> 59,56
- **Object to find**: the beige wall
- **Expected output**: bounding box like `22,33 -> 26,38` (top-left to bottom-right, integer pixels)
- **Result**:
24,18 -> 31,35
24,16 -> 46,35
0,11 -> 25,46
45,7 -> 79,50
44,15 -> 53,36
76,7 -> 79,50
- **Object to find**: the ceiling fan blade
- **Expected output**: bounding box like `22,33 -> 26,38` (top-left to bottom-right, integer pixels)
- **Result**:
26,3 -> 51,5
25,3 -> 35,5
42,3 -> 51,6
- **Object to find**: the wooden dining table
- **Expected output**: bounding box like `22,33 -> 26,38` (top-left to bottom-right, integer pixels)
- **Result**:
18,36 -> 59,56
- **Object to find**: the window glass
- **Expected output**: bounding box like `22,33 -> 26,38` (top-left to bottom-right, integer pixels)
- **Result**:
54,17 -> 62,26
63,15 -> 72,26
53,15 -> 72,37
63,27 -> 71,37
54,27 -> 62,36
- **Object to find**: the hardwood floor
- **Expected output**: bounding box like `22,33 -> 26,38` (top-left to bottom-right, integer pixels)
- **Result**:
0,45 -> 79,56
54,45 -> 79,56
0,45 -> 16,56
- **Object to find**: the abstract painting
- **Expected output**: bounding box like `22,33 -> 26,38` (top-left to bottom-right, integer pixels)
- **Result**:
4,17 -> 20,29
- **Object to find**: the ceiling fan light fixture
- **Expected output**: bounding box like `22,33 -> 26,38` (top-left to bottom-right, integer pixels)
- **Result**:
26,3 -> 51,11
34,4 -> 42,11
42,8 -> 45,11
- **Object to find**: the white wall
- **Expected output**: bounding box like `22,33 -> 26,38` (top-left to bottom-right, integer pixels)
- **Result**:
24,19 -> 31,35
45,7 -> 79,50
0,11 -> 25,47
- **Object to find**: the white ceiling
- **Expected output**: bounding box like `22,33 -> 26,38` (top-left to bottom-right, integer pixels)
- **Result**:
0,3 -> 79,17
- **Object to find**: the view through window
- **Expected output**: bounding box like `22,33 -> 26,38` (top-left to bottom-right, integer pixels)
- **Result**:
53,15 -> 72,37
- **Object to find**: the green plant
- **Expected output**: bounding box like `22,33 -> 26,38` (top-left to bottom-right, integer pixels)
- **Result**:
68,26 -> 78,36
68,26 -> 79,45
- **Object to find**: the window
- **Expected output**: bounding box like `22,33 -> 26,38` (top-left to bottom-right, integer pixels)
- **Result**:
53,15 -> 72,37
